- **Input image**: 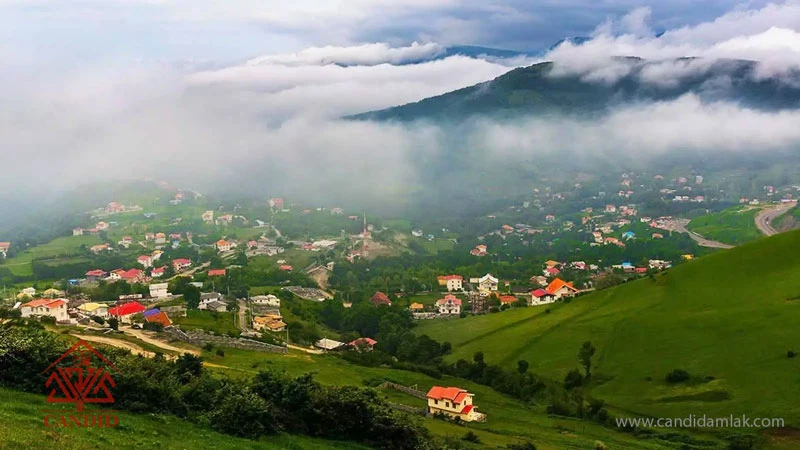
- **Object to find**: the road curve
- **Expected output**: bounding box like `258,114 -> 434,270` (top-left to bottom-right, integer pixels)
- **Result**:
755,202 -> 796,236
673,219 -> 735,249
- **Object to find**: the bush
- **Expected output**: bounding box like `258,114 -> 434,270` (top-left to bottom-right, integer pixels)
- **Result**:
594,440 -> 607,450
39,316 -> 56,325
462,431 -> 481,443
215,348 -> 225,357
143,322 -> 164,332
203,343 -> 215,351
788,350 -> 796,358
665,369 -> 691,383
507,441 -> 537,450
564,369 -> 584,390
91,315 -> 106,325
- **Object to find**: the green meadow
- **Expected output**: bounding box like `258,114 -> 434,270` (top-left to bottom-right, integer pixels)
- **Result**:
414,230 -> 800,432
0,388 -> 367,450
1,235 -> 102,277
173,310 -> 238,336
688,205 -> 762,245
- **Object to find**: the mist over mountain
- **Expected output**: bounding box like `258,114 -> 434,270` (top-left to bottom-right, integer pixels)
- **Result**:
353,58 -> 800,122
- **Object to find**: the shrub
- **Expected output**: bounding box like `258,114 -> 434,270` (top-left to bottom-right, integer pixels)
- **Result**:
788,350 -> 796,358
564,369 -> 583,390
203,343 -> 214,351
462,431 -> 481,443
665,369 -> 691,383
594,440 -> 607,450
507,441 -> 537,450
215,348 -> 225,357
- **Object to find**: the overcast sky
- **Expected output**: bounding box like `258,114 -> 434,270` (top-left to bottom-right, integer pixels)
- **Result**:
2,1 -> 800,210
0,0 -> 775,64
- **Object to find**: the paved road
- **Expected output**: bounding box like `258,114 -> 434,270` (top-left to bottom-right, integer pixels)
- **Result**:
755,202 -> 796,236
673,219 -> 735,249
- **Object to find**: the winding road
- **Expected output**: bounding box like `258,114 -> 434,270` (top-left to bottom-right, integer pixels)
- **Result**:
755,202 -> 796,236
672,219 -> 735,249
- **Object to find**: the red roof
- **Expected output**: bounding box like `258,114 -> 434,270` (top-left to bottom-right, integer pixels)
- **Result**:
436,294 -> 462,306
108,301 -> 146,317
120,269 -> 143,280
499,295 -> 517,304
86,269 -> 106,277
22,299 -> 66,309
635,267 -> 648,273
145,311 -> 171,327
137,255 -> 151,261
460,404 -> 474,414
173,258 -> 191,266
348,337 -> 377,347
152,266 -> 165,274
427,386 -> 470,402
279,265 -> 293,271
443,274 -> 462,281
370,291 -> 392,306
208,269 -> 226,276
546,278 -> 578,294
545,267 -> 560,275
531,289 -> 552,298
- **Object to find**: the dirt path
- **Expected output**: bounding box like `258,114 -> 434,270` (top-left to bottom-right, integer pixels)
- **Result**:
236,298 -> 249,332
287,344 -> 323,355
72,331 -> 228,368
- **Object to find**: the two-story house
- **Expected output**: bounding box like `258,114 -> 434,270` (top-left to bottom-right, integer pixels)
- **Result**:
426,386 -> 486,422
436,294 -> 462,315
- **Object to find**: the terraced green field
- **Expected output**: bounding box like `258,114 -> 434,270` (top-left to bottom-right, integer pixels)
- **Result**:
415,230 -> 800,433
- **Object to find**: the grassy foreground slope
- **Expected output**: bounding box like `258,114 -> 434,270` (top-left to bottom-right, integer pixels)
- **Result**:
0,388 -> 366,450
418,230 -> 800,425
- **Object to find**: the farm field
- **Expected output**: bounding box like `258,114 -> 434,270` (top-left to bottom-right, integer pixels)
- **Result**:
414,230 -> 800,429
173,310 -> 238,336
687,205 -> 762,245
1,235 -> 102,277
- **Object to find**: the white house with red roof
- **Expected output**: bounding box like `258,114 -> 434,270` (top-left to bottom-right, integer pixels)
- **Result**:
108,301 -> 146,323
436,294 -> 462,315
426,386 -> 485,422
20,298 -> 68,322
137,255 -> 153,268
172,258 -> 192,271
151,266 -> 166,278
440,275 -> 463,292
215,239 -> 231,252
530,289 -> 557,306
545,278 -> 579,300
348,337 -> 377,352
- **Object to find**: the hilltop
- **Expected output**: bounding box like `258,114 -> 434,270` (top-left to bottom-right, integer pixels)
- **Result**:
417,229 -> 800,433
352,58 -> 800,122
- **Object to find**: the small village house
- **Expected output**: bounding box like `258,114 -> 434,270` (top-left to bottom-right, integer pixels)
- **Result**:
149,283 -> 170,299
369,291 -> 392,306
545,278 -> 579,300
77,302 -> 109,318
348,337 -> 377,352
426,386 -> 486,422
530,289 -> 556,306
137,255 -> 153,268
172,258 -> 192,271
253,314 -> 286,332
436,294 -> 462,315
20,299 -> 68,322
476,274 -> 498,293
108,301 -> 146,324
315,338 -> 345,351
251,295 -> 281,307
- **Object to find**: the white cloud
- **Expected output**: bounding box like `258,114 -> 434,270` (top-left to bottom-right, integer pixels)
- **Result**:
245,42 -> 446,66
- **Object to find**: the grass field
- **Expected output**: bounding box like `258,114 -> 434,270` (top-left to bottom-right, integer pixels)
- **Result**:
414,230 -> 800,434
199,348 -> 709,449
173,310 -> 238,335
0,388 -> 367,450
1,235 -> 102,276
688,205 -> 762,245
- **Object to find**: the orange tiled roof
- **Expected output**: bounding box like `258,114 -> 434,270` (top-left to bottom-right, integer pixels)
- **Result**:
546,278 -> 577,294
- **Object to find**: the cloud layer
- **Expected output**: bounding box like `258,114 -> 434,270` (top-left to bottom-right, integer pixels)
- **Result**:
2,1 -> 800,214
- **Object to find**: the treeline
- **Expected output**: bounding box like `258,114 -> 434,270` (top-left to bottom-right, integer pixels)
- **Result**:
0,322 -> 429,449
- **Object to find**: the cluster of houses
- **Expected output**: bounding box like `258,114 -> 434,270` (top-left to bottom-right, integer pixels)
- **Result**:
17,295 -> 174,328
249,294 -> 287,333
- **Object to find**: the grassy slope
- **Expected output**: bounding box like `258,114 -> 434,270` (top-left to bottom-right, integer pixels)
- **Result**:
0,388 -> 366,450
416,230 -> 800,426
2,235 -> 102,276
688,206 -> 762,245
198,348 -> 714,449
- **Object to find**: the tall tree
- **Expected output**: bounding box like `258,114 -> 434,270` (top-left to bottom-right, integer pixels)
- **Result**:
578,341 -> 596,379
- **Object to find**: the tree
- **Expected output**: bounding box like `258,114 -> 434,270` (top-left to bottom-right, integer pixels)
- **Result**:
578,341 -> 596,379
564,369 -> 583,390
108,317 -> 119,330
184,284 -> 201,309
517,360 -> 529,374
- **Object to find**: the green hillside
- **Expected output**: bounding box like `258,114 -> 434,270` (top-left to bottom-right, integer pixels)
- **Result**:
0,388 -> 366,450
417,229 -> 800,434
353,58 -> 800,122
687,206 -> 762,245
